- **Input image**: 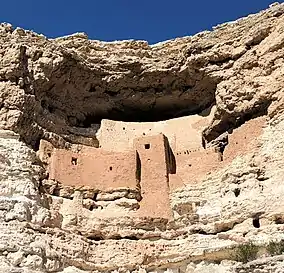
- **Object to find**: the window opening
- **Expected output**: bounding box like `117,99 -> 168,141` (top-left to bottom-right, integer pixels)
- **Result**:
71,157 -> 78,165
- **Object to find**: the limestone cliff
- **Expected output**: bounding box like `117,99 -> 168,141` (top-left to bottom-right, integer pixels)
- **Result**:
1,2 -> 284,273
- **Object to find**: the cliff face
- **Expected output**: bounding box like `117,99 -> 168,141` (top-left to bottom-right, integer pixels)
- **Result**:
1,2 -> 284,273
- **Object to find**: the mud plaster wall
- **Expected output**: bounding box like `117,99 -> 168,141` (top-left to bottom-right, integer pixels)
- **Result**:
169,117 -> 266,190
49,134 -> 173,219
133,134 -> 173,219
49,147 -> 138,191
223,117 -> 265,161
97,106 -> 216,153
46,117 -> 264,219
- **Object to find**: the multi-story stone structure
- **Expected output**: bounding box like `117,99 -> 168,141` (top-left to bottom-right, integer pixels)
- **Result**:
42,110 -> 265,220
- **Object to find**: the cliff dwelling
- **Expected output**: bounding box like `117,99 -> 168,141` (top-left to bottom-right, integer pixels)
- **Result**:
3,4 -> 284,271
40,104 -> 266,220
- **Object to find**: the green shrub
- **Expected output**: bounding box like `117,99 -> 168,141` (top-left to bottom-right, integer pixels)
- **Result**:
233,242 -> 259,263
267,240 -> 284,256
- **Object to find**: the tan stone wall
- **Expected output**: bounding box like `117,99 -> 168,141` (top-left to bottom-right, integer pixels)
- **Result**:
48,134 -> 174,219
172,148 -> 220,189
169,117 -> 266,190
45,115 -> 266,221
46,117 -> 265,219
223,117 -> 265,161
97,106 -> 216,153
49,146 -> 138,192
37,139 -> 54,164
134,134 -> 173,219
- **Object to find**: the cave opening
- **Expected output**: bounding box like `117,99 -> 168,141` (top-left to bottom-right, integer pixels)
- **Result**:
203,100 -> 272,143
253,218 -> 260,228
78,100 -> 216,128
233,188 -> 241,197
33,71 -> 224,151
38,68 -> 219,130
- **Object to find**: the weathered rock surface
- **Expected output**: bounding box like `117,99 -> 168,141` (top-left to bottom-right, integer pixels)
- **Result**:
1,2 -> 284,272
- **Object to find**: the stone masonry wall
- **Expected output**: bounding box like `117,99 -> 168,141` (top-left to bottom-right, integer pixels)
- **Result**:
134,134 -> 173,219
97,106 -> 215,153
47,133 -> 174,219
49,146 -> 138,192
170,117 -> 266,189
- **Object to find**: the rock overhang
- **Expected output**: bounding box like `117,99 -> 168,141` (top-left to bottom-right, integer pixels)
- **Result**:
1,3 -> 284,272
1,2 -> 283,149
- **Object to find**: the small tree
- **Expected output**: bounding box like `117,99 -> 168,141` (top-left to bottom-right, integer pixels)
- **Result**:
267,240 -> 284,256
234,242 -> 259,263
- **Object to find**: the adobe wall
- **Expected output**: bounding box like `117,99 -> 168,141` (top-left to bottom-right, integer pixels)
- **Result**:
223,117 -> 265,161
97,106 -> 216,153
48,133 -> 174,219
49,146 -> 138,192
169,117 -> 266,190
45,117 -> 265,220
171,147 -> 220,189
133,134 -> 173,219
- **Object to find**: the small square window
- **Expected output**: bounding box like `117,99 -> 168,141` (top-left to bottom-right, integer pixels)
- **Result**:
144,144 -> 150,149
71,157 -> 78,165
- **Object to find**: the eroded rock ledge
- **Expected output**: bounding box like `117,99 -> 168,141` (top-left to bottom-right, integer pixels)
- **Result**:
0,2 -> 283,149
1,2 -> 284,273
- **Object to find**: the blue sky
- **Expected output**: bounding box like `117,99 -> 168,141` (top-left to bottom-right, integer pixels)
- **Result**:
0,0 -> 279,44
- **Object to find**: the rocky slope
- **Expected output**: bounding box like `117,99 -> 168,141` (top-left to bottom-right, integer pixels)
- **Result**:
1,2 -> 284,272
